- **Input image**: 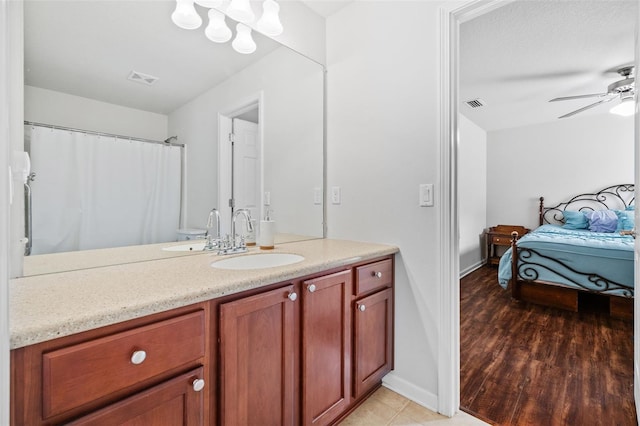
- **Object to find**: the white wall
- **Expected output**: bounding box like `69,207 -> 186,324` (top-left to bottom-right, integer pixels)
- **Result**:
459,114 -> 487,275
168,46 -> 323,237
487,112 -> 634,230
270,0 -> 326,65
24,86 -> 168,141
327,1 -> 447,409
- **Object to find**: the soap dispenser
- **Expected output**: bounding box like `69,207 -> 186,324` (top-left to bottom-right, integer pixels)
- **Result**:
259,208 -> 275,250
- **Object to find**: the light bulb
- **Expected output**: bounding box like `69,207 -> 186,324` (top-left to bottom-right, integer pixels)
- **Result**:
610,97 -> 635,117
195,0 -> 223,8
171,0 -> 202,30
256,0 -> 283,36
232,23 -> 257,54
227,0 -> 255,23
205,9 -> 232,43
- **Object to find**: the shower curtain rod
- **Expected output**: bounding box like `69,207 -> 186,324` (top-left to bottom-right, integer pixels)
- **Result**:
24,121 -> 185,147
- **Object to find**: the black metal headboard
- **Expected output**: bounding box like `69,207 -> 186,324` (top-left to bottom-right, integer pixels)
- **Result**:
539,184 -> 635,226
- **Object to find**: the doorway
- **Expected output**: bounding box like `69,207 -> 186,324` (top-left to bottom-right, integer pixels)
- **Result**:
439,0 -> 639,420
218,95 -> 263,237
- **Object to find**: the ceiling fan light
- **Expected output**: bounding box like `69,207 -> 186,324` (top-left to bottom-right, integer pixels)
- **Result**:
256,0 -> 283,36
171,0 -> 202,30
232,23 -> 257,54
227,0 -> 255,23
205,9 -> 232,43
194,0 -> 223,8
610,97 -> 635,117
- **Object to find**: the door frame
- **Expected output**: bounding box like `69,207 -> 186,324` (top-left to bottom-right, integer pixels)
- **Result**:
217,91 -> 264,235
438,0 -> 638,418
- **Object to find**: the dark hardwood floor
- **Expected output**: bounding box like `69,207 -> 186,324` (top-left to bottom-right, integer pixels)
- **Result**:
460,265 -> 636,426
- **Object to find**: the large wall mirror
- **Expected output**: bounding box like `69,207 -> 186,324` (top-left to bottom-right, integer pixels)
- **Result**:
21,0 -> 325,276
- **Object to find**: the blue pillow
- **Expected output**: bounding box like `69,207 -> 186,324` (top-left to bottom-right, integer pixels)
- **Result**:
585,210 -> 618,233
563,211 -> 588,229
615,210 -> 635,231
626,205 -> 635,211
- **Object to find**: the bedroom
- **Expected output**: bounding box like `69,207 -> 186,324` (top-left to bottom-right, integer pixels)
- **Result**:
458,0 -> 636,423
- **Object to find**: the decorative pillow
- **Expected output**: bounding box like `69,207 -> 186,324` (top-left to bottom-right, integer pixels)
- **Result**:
584,210 -> 618,233
562,211 -> 588,230
615,210 -> 635,231
626,205 -> 635,211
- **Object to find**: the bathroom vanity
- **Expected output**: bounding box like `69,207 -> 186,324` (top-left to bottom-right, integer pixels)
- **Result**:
9,239 -> 397,425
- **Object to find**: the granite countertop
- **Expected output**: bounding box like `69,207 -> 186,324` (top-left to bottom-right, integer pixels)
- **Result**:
10,239 -> 398,349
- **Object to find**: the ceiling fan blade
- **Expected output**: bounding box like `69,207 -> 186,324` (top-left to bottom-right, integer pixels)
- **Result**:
549,93 -> 609,102
558,96 -> 616,119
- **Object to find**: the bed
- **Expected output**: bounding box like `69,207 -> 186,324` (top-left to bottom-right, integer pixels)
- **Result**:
497,184 -> 635,320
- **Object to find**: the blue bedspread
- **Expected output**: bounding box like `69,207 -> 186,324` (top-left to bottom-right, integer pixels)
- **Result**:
497,225 -> 635,297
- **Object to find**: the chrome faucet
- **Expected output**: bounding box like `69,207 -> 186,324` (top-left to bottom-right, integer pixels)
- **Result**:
216,209 -> 254,255
231,209 -> 254,248
204,208 -> 221,250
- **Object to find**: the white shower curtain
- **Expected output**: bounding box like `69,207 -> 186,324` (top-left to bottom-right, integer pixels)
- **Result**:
28,126 -> 182,255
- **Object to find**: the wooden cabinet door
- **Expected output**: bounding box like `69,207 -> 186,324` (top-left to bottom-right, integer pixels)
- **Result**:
353,288 -> 393,399
220,284 -> 297,426
67,367 -> 205,425
301,270 -> 352,426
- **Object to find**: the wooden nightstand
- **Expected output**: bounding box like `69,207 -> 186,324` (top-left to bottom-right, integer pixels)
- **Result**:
485,225 -> 530,266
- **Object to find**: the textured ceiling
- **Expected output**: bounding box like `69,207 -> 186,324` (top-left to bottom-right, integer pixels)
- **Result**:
460,0 -> 637,131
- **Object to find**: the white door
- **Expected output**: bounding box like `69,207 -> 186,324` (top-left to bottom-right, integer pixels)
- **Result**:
232,118 -> 260,223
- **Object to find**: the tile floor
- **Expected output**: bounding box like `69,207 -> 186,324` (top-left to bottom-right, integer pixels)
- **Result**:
339,387 -> 490,426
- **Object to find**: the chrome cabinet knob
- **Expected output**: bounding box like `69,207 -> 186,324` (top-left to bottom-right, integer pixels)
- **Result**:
358,304 -> 366,312
308,284 -> 317,293
192,378 -> 205,392
372,271 -> 382,278
288,292 -> 298,302
130,350 -> 147,365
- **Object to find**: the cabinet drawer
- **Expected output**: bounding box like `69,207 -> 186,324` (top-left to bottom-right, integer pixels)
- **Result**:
42,310 -> 205,418
491,235 -> 511,246
355,259 -> 392,295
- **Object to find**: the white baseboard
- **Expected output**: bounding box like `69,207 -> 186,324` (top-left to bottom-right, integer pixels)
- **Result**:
382,372 -> 440,414
459,260 -> 484,278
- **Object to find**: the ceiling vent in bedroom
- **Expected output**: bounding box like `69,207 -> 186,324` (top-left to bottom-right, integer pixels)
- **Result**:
465,98 -> 485,108
127,71 -> 159,86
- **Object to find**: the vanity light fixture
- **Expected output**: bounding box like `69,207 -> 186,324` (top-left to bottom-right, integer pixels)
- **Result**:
256,0 -> 283,36
205,9 -> 232,43
171,0 -> 202,30
171,0 -> 283,54
226,0 -> 255,23
232,23 -> 257,54
610,94 -> 636,117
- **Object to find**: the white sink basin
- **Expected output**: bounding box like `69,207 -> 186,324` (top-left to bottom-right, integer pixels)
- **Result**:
211,253 -> 304,270
162,242 -> 207,252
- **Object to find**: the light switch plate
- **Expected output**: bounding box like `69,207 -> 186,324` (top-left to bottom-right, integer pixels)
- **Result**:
419,184 -> 434,207
331,186 -> 341,205
264,191 -> 271,206
314,187 -> 322,205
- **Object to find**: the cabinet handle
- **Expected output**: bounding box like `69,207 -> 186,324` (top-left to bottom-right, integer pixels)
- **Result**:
372,271 -> 382,278
358,304 -> 366,312
307,284 -> 317,293
192,378 -> 205,392
288,292 -> 298,302
130,350 -> 147,365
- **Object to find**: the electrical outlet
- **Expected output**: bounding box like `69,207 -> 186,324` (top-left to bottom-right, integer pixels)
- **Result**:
264,191 -> 271,206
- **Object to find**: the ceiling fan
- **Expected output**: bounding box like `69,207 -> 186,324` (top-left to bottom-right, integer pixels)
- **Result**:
549,66 -> 635,118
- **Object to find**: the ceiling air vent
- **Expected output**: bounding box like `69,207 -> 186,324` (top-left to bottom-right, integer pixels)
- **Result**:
127,71 -> 159,86
465,98 -> 485,109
